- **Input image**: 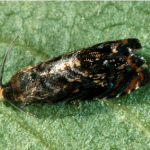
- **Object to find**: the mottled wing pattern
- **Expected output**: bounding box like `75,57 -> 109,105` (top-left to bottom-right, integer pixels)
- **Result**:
5,39 -> 148,105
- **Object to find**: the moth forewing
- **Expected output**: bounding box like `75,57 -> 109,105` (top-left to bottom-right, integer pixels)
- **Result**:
0,36 -> 149,118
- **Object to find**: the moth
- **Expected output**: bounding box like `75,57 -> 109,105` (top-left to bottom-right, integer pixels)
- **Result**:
0,35 -> 149,118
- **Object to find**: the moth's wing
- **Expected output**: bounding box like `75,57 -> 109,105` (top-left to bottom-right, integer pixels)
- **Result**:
61,38 -> 147,100
89,39 -> 148,99
100,38 -> 142,49
9,38 -> 147,104
108,66 -> 149,98
70,38 -> 147,99
21,38 -> 142,73
82,38 -> 142,53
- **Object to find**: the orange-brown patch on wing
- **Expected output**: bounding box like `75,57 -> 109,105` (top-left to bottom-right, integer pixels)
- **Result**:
122,76 -> 137,94
122,71 -> 144,94
137,71 -> 144,85
125,56 -> 140,71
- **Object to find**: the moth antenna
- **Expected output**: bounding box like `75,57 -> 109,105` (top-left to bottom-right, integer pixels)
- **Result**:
0,34 -> 20,86
5,99 -> 40,119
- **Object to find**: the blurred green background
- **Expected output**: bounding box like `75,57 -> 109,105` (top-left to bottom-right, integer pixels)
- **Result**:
0,1 -> 150,149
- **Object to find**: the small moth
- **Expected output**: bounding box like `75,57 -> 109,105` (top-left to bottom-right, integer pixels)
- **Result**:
0,35 -> 149,118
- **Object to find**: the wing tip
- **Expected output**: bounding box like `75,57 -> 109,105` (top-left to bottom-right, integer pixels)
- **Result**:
128,38 -> 142,49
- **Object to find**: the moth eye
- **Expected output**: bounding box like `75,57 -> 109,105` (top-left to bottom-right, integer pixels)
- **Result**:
30,72 -> 40,81
16,72 -> 31,90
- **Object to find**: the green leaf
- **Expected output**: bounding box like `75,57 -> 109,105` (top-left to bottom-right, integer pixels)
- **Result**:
0,1 -> 150,149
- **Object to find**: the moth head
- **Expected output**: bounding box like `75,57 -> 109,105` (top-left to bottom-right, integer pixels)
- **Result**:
0,35 -> 40,118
